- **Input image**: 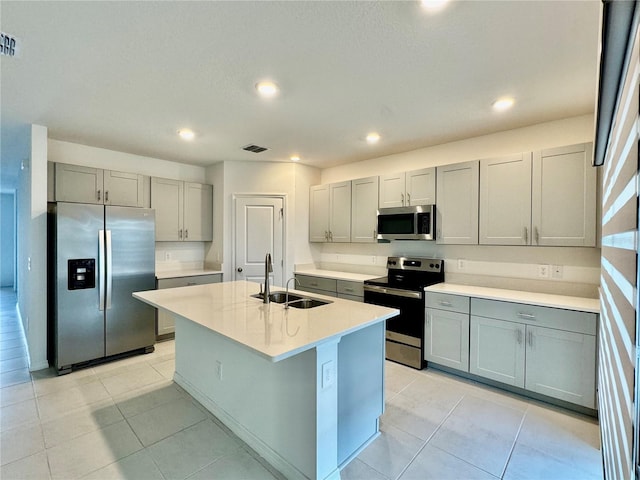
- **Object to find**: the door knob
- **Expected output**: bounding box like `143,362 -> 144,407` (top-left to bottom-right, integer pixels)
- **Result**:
237,267 -> 243,273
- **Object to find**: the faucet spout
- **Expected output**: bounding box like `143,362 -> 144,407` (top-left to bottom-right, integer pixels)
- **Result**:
263,253 -> 273,304
284,277 -> 301,309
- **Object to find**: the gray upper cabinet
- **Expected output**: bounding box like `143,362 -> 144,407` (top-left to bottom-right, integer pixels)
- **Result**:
152,177 -> 212,242
532,143 -> 596,247
378,167 -> 436,208
436,161 -> 479,244
54,163 -> 147,207
479,153 -> 532,245
351,176 -> 379,243
309,182 -> 351,243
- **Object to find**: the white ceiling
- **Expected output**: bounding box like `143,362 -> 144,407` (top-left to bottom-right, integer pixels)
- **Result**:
1,1 -> 600,190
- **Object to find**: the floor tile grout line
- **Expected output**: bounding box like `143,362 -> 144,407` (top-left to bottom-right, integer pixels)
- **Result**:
391,392 -> 467,480
498,404 -> 529,479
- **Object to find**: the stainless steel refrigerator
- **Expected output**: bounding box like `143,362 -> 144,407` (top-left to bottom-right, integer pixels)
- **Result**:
48,202 -> 156,374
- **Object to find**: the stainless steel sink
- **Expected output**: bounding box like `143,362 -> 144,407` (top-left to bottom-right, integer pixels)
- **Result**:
250,291 -> 332,308
285,298 -> 331,309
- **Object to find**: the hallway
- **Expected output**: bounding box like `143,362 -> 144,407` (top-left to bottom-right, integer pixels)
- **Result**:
0,288 -> 31,389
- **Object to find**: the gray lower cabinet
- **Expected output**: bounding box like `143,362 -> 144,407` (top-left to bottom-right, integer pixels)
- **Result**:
469,298 -> 597,409
294,274 -> 364,301
424,293 -> 470,372
156,273 -> 222,338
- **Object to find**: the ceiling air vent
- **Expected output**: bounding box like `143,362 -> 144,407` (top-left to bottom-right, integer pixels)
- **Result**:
242,144 -> 268,153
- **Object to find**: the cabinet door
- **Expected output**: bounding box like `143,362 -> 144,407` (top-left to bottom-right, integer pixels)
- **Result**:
184,182 -> 213,241
103,170 -> 145,207
425,308 -> 469,372
436,161 -> 479,244
532,143 -> 596,246
152,177 -> 184,241
470,316 -> 525,387
525,325 -> 596,408
351,176 -> 379,243
378,173 -> 406,208
479,153 -> 532,245
406,167 -> 436,205
329,181 -> 351,242
309,184 -> 330,242
54,163 -> 104,204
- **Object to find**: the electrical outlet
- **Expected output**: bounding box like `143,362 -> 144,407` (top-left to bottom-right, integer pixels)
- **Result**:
216,360 -> 223,380
552,265 -> 563,279
322,361 -> 335,389
164,251 -> 172,261
538,264 -> 550,278
457,259 -> 466,270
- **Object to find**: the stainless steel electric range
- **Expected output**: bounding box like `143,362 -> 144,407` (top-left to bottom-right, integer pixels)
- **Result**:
363,256 -> 444,369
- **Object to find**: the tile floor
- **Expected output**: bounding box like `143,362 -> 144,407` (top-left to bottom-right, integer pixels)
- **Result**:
1,287 -> 603,479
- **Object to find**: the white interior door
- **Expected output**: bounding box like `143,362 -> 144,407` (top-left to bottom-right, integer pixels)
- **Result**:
234,196 -> 284,287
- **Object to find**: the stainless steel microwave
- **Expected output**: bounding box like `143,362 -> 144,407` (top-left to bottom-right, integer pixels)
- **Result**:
376,205 -> 435,241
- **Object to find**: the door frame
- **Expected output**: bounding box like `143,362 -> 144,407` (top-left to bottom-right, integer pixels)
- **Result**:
231,193 -> 287,283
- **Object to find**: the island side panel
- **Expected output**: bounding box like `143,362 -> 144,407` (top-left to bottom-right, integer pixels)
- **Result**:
337,321 -> 385,465
173,315 -> 328,480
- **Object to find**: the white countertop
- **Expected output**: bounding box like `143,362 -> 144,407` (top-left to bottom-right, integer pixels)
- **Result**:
134,280 -> 398,362
425,283 -> 600,313
294,268 -> 380,282
156,269 -> 223,280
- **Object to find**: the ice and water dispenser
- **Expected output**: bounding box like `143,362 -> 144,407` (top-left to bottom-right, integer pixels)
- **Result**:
67,259 -> 96,290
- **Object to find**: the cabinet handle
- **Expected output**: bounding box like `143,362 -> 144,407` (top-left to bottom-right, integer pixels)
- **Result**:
237,267 -> 243,273
310,282 -> 318,287
534,227 -> 539,245
97,189 -> 101,201
329,231 -> 333,241
373,229 -> 377,240
344,288 -> 354,292
407,192 -> 411,205
516,329 -> 523,344
187,282 -> 197,286
426,312 -> 430,327
439,300 -> 452,307
105,191 -> 109,203
400,193 -> 405,206
528,330 -> 534,347
325,231 -> 329,241
523,227 -> 528,243
185,229 -> 189,239
517,312 -> 536,320
179,229 -> 183,239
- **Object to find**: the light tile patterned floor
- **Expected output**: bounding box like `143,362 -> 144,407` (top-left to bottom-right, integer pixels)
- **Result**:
1,288 -> 603,479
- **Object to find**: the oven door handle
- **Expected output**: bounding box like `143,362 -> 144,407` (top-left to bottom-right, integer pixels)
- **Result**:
363,284 -> 422,299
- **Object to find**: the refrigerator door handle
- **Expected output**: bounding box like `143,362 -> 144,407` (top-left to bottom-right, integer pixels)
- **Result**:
99,230 -> 106,311
106,230 -> 113,309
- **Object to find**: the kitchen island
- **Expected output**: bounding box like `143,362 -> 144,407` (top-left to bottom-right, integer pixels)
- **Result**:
133,280 -> 398,480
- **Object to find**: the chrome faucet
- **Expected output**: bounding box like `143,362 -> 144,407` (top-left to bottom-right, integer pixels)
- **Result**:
263,253 -> 273,304
284,277 -> 300,309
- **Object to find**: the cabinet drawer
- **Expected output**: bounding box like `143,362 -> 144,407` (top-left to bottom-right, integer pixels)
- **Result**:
157,274 -> 222,289
295,275 -> 337,293
337,293 -> 363,302
425,292 -> 470,314
337,280 -> 364,297
471,298 -> 596,335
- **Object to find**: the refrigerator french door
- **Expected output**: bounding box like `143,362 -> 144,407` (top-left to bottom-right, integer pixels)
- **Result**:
49,202 -> 155,374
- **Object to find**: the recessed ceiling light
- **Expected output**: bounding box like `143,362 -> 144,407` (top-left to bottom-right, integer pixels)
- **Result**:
421,0 -> 449,12
177,128 -> 195,140
256,81 -> 279,98
290,155 -> 300,162
492,97 -> 515,112
366,132 -> 381,144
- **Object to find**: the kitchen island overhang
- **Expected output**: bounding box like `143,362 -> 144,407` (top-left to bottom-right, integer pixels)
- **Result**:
134,280 -> 398,480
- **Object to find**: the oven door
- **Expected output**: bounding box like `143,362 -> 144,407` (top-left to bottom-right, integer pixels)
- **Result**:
363,284 -> 424,368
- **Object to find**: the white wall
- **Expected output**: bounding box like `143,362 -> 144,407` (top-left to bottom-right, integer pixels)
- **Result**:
48,140 -> 207,182
0,193 -> 16,287
315,114 -> 601,297
16,125 -> 49,371
321,114 -> 594,183
204,161 -> 320,283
